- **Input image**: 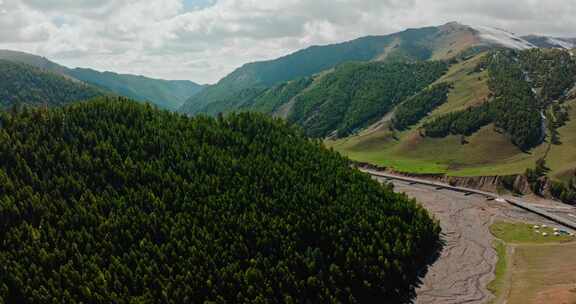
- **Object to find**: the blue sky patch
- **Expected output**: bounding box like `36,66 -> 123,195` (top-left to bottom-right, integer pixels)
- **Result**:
182,0 -> 216,12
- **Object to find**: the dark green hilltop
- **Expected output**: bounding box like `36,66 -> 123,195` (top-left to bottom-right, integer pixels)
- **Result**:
0,98 -> 439,303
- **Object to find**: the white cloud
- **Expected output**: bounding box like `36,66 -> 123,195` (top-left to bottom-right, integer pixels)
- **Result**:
0,0 -> 575,83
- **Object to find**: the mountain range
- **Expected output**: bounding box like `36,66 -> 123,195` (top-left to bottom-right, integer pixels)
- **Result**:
1,22 -> 575,191
2,18 -> 576,303
174,22 -> 576,202
0,49 -> 204,110
179,22 -> 575,116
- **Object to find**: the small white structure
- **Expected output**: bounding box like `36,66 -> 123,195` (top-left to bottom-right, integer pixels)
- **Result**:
554,232 -> 561,236
553,228 -> 559,232
542,232 -> 549,237
534,225 -> 540,229
535,230 -> 541,234
542,224 -> 548,228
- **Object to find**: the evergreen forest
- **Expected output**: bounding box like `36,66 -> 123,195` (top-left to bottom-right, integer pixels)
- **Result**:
0,98 -> 440,303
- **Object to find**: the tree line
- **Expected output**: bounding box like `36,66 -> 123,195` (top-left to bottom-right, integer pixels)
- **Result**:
392,83 -> 452,130
288,61 -> 448,138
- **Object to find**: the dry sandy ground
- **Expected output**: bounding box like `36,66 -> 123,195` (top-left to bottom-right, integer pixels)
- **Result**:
533,284 -> 576,304
508,242 -> 576,304
376,178 -> 557,304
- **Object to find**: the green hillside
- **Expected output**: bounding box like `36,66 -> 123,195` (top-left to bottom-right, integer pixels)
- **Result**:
0,49 -> 70,76
0,50 -> 204,110
287,61 -> 448,138
0,60 -> 105,108
392,83 -> 452,130
330,49 -> 576,177
182,22 -> 547,117
423,50 -> 545,150
68,68 -> 204,110
227,60 -> 448,139
239,77 -> 314,114
0,98 -> 440,303
179,25 -> 466,116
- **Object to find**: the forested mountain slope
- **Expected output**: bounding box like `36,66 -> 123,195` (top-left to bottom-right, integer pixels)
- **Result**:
179,21 -> 557,116
422,50 -> 545,150
0,50 -> 71,76
179,22 -> 476,116
286,61 -> 448,138
0,98 -> 440,303
0,50 -> 204,110
226,60 -> 448,139
68,68 -> 204,110
0,60 -> 106,108
204,47 -> 574,146
330,48 -> 576,179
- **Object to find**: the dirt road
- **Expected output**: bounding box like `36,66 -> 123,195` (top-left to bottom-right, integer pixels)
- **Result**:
375,177 -> 557,304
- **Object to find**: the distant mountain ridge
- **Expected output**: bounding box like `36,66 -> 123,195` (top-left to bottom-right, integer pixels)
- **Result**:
0,59 -> 105,108
0,49 -> 71,76
67,68 -> 205,110
180,22 -> 574,116
180,25 -> 443,115
173,22 -> 576,183
0,50 -> 204,110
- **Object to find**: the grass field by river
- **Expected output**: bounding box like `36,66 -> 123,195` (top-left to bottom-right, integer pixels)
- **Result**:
328,62 -> 576,179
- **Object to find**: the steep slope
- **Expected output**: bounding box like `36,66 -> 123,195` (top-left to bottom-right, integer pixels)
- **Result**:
230,60 -> 448,139
0,49 -> 204,110
287,61 -> 448,138
0,98 -> 440,303
239,77 -> 314,114
0,59 -> 106,108
180,22 -> 545,116
68,68 -> 204,110
423,50 -> 544,150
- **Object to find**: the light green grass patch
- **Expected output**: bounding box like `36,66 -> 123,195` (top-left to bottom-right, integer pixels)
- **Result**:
330,60 -> 576,179
430,53 -> 490,118
489,221 -> 576,304
487,239 -> 507,303
490,221 -> 574,244
546,98 -> 576,180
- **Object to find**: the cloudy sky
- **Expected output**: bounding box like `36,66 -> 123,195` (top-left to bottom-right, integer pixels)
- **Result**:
1,0 -> 575,83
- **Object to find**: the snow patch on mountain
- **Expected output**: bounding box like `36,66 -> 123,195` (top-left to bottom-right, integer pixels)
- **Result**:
547,38 -> 575,49
471,25 -> 536,50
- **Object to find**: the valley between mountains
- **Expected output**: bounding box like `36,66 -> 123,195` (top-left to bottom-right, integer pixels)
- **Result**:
1,19 -> 576,303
